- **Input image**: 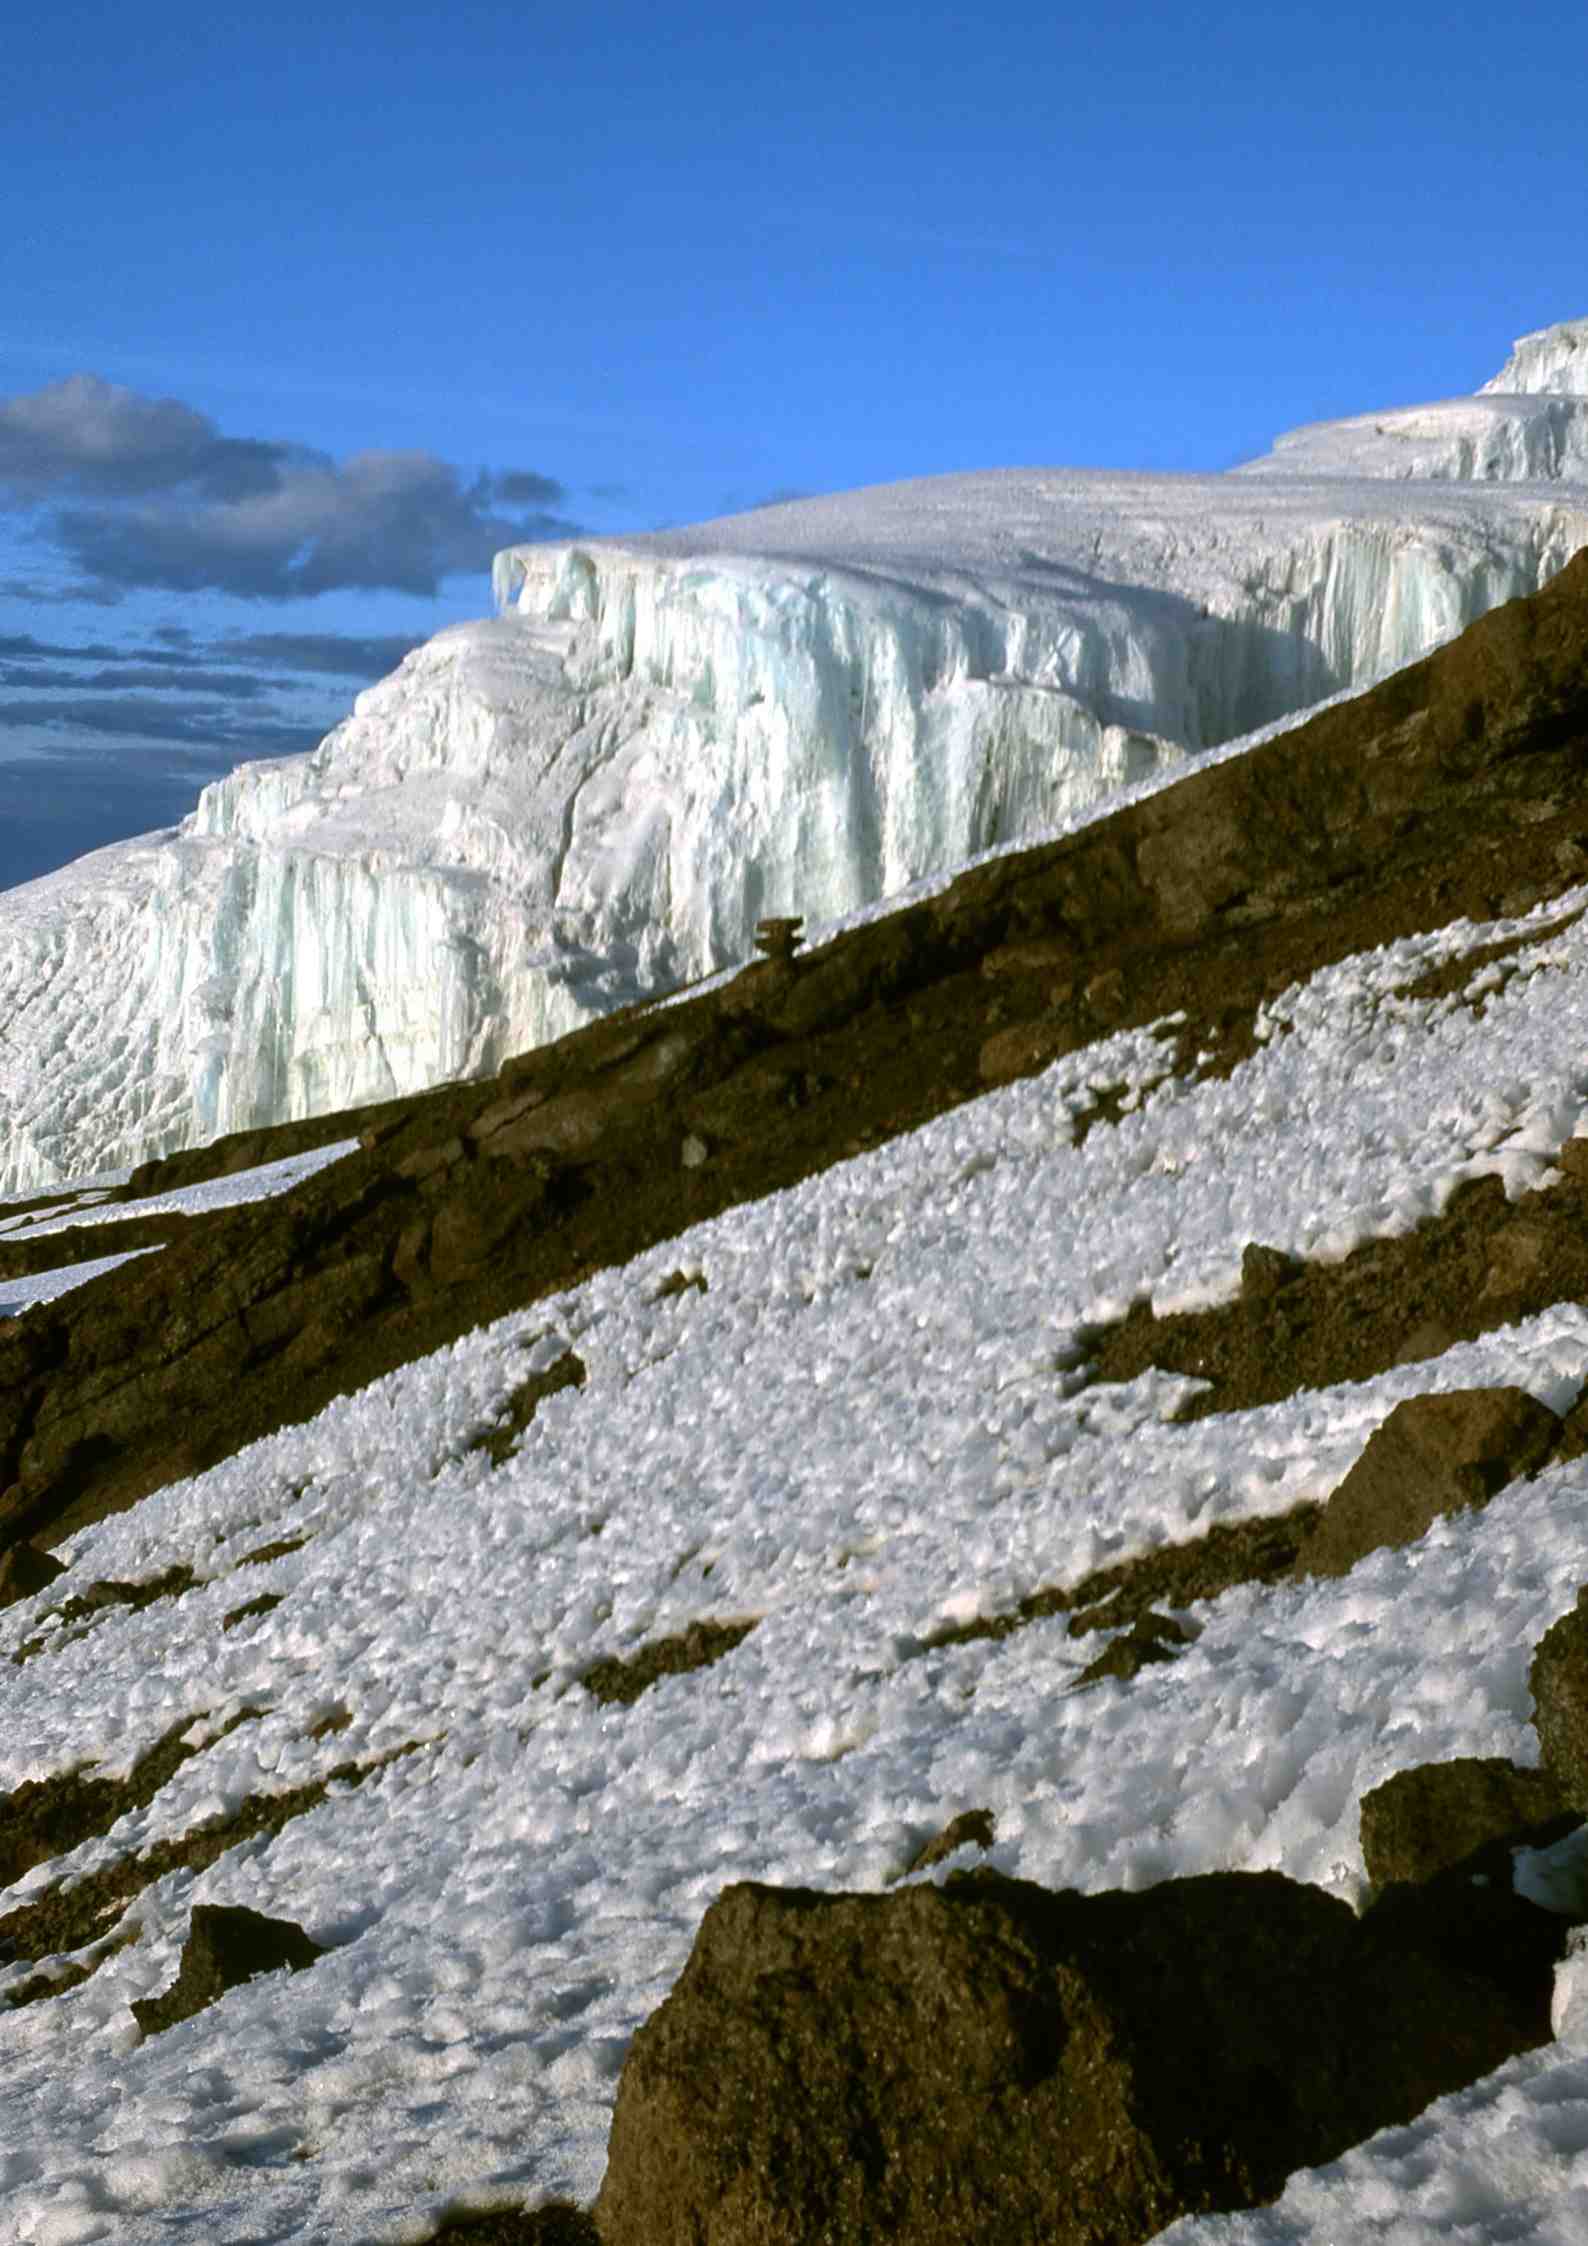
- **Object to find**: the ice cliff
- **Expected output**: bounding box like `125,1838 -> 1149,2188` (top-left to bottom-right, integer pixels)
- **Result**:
4,321 -> 1588,1191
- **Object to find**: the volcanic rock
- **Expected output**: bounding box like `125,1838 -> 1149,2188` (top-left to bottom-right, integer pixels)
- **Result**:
0,1542 -> 65,1609
1297,1386 -> 1562,1579
593,1868 -> 1535,2246
1358,1757 -> 1578,2034
1071,1610 -> 1191,1688
1360,1755 -> 1572,1886
1240,1243 -> 1305,1298
901,1808 -> 997,1876
1531,1588 -> 1588,1806
131,1903 -> 324,2036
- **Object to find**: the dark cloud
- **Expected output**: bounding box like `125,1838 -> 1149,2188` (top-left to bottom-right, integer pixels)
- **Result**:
0,374 -> 580,601
0,694 -> 317,750
0,664 -> 269,698
0,374 -> 299,502
0,573 -> 122,607
0,631 -> 208,669
211,630 -> 424,679
491,468 -> 566,507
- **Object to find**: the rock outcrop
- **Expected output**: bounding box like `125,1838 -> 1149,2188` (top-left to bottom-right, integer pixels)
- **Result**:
1360,1755 -> 1572,1886
1532,1588 -> 1588,1806
593,1869 -> 1542,2246
1297,1386 -> 1563,1580
130,1903 -> 324,2036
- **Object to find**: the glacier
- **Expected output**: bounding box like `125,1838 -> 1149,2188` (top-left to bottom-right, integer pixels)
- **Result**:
3,319 -> 1588,1192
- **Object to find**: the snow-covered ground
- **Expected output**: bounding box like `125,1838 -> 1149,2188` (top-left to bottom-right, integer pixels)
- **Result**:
5,321 -> 1588,1193
7,873 -> 1588,2240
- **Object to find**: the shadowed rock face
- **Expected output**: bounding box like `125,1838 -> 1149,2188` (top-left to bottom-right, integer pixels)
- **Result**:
593,1869 -> 1540,2246
130,1904 -> 324,2036
1360,1756 -> 1573,1887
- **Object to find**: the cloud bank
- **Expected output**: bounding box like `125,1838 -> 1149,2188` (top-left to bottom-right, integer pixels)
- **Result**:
0,373 -> 578,601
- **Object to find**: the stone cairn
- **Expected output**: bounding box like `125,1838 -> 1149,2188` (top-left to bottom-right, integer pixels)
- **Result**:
754,916 -> 805,965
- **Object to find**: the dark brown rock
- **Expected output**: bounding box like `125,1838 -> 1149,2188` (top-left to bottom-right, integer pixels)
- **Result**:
1481,1217 -> 1555,1302
0,1542 -> 66,1608
1071,1610 -> 1190,1689
1240,1243 -> 1305,1298
1531,1588 -> 1588,1806
978,1016 -> 1071,1085
1391,1317 -> 1461,1367
594,1869 -> 1536,2246
468,1351 -> 587,1467
1363,1859 -> 1573,2038
901,1808 -> 997,1876
421,2205 -> 601,2243
1361,1756 -> 1572,1886
131,1903 -> 324,2036
1297,1387 -> 1562,1580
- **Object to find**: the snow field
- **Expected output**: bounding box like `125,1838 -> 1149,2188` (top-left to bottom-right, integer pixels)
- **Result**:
8,894 -> 1588,2237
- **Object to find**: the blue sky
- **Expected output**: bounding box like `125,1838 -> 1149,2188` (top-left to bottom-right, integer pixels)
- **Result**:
3,0 -> 1584,890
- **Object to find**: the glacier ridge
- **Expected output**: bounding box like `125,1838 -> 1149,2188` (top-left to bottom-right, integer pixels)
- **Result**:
5,323 -> 1588,1190
1480,317 -> 1588,396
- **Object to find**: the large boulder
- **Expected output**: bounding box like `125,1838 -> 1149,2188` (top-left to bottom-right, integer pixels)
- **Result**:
593,1869 -> 1537,2246
1358,1762 -> 1577,2037
1360,1755 -> 1572,1886
1297,1386 -> 1561,1579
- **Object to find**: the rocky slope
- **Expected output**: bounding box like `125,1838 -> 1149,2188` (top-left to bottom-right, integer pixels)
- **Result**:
6,553 -> 1588,2240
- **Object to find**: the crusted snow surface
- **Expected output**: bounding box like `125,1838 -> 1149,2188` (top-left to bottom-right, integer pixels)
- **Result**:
7,891 -> 1588,2238
6,326 -> 1588,1194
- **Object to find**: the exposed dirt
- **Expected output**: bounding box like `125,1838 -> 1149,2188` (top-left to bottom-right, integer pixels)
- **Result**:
1083,1148 -> 1588,1416
0,1737 -> 425,2009
468,1352 -> 588,1469
0,1709 -> 262,1899
0,1206 -> 198,1281
918,1503 -> 1322,1662
581,1619 -> 761,1708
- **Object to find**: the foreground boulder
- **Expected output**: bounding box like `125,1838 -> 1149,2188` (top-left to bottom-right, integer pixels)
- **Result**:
1358,1759 -> 1577,2035
131,1903 -> 324,2036
1297,1386 -> 1561,1579
594,1869 -> 1536,2246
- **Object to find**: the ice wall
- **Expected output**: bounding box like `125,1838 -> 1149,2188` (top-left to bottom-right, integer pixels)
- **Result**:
5,325 -> 1588,1191
1481,318 -> 1588,397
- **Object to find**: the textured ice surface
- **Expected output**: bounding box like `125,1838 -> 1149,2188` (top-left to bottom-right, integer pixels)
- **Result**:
7,887 -> 1588,2239
5,324 -> 1588,1191
1482,317 -> 1588,397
